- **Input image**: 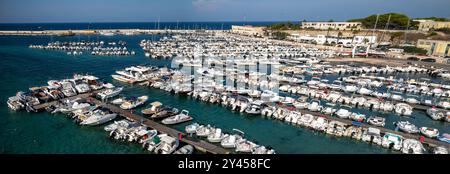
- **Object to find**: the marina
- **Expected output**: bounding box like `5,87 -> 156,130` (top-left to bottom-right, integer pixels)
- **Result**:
1,27 -> 449,154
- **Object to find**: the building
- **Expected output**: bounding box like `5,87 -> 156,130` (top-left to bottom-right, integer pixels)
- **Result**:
414,20 -> 450,31
288,33 -> 376,47
301,22 -> 362,30
416,39 -> 450,57
230,25 -> 266,37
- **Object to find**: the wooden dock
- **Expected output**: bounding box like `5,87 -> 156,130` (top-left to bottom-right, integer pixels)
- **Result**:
297,109 -> 449,148
31,90 -> 104,111
87,97 -> 230,154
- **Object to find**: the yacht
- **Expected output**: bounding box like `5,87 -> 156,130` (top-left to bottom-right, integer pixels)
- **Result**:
394,103 -> 413,116
80,108 -> 117,126
196,125 -> 214,137
97,87 -> 123,101
161,110 -> 193,125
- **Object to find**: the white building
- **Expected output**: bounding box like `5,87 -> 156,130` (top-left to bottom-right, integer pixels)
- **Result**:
301,22 -> 362,30
231,25 -> 266,37
288,34 -> 376,47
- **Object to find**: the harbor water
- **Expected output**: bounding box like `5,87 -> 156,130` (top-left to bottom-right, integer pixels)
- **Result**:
0,33 -> 448,154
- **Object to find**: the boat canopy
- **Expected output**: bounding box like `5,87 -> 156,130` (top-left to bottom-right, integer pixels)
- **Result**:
150,101 -> 163,107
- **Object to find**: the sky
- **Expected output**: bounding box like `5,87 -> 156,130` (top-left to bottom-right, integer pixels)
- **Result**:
0,0 -> 449,23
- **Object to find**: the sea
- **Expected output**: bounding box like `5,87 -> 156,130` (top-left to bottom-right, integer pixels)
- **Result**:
0,22 -> 448,154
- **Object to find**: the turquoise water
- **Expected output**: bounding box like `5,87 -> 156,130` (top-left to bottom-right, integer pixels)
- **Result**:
0,35 -> 447,154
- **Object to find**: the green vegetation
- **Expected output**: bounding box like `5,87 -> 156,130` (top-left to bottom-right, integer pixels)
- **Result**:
428,32 -> 438,37
348,13 -> 415,30
434,28 -> 450,34
390,32 -> 404,41
272,31 -> 289,40
267,22 -> 301,30
399,46 -> 428,54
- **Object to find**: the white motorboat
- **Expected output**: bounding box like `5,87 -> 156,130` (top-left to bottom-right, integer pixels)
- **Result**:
161,110 -> 193,125
335,106 -> 352,119
362,127 -> 382,145
419,127 -> 439,138
308,100 -> 322,112
426,107 -> 445,120
394,103 -> 413,116
396,121 -> 419,134
173,145 -> 194,154
343,85 -> 358,93
235,139 -> 256,153
252,146 -> 275,154
382,133 -> 403,151
80,108 -> 117,126
7,96 -> 24,111
221,134 -> 243,149
297,114 -> 314,127
97,87 -> 123,101
433,146 -> 449,154
120,96 -> 148,110
401,139 -> 425,154
207,128 -> 227,143
196,125 -> 214,137
185,123 -> 200,134
245,101 -> 263,115
142,101 -> 163,115
367,116 -> 385,127
154,135 -> 179,154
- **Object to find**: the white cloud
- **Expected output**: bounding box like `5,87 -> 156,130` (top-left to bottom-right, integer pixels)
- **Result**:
192,0 -> 230,11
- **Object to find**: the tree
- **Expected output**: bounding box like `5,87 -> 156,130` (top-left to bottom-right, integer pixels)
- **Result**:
272,31 -> 289,40
348,13 -> 411,30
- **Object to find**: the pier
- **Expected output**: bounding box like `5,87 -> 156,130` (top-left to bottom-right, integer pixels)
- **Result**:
297,109 -> 449,148
86,97 -> 230,154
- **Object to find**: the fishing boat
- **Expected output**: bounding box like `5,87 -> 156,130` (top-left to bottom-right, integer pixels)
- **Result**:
142,101 -> 163,115
382,133 -> 403,151
161,110 -> 193,125
97,87 -> 123,101
362,127 -> 382,145
173,145 -> 194,154
401,139 -> 425,154
419,127 -> 439,138
367,116 -> 386,127
120,96 -> 148,110
80,108 -> 117,126
395,121 -> 419,134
